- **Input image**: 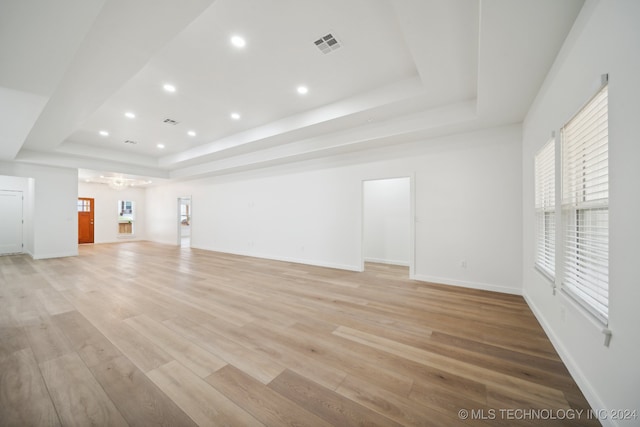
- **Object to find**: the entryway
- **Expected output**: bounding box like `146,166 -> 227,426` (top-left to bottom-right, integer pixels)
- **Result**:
362,177 -> 413,276
178,197 -> 191,247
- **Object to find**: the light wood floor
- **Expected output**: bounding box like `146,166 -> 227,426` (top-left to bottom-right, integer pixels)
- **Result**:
1,242 -> 597,426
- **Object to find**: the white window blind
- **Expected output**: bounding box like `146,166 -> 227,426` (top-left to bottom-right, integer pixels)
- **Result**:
534,138 -> 555,279
561,84 -> 609,324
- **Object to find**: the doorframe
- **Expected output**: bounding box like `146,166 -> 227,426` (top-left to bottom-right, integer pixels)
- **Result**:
0,189 -> 24,255
360,174 -> 415,278
177,196 -> 192,247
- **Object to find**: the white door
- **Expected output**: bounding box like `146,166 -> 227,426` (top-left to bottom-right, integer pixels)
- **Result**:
0,190 -> 23,254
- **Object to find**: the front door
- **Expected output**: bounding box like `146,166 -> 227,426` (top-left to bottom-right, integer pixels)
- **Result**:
78,198 -> 94,244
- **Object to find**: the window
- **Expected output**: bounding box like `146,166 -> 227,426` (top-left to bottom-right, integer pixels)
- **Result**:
77,199 -> 91,212
534,138 -> 555,279
118,200 -> 135,235
561,84 -> 609,324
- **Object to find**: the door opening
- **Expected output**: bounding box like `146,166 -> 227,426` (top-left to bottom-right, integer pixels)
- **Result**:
362,177 -> 413,277
0,190 -> 23,254
78,197 -> 95,244
178,197 -> 191,247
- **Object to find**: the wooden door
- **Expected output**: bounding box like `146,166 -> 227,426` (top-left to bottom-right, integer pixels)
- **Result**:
78,198 -> 94,244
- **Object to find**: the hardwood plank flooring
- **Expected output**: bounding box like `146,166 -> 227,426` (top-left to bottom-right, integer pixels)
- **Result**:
0,348 -> 60,427
0,242 -> 599,426
40,352 -> 128,426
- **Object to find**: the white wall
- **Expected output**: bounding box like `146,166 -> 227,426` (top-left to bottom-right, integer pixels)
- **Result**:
0,162 -> 77,259
78,182 -> 147,243
147,124 -> 522,294
363,177 -> 411,266
522,1 -> 640,424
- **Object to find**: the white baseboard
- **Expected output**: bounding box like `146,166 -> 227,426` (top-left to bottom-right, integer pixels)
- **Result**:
411,273 -> 522,295
93,238 -> 146,244
32,250 -> 78,260
190,245 -> 361,272
523,292 -> 614,427
364,257 -> 410,267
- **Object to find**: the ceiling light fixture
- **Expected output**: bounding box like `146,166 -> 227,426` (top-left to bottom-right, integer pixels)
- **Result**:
187,130 -> 196,137
230,112 -> 241,120
99,130 -> 109,136
108,178 -> 128,191
297,85 -> 309,95
125,112 -> 136,119
157,143 -> 165,149
163,84 -> 176,93
91,175 -> 152,191
230,35 -> 246,48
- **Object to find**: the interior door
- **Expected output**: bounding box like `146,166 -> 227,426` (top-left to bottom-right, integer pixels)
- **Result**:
0,190 -> 23,254
78,198 -> 94,244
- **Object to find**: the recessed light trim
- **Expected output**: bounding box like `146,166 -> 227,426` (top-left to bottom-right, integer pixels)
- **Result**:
157,143 -> 165,149
125,112 -> 136,119
230,112 -> 241,120
99,130 -> 109,136
297,85 -> 309,95
187,130 -> 196,137
163,84 -> 176,93
230,35 -> 246,48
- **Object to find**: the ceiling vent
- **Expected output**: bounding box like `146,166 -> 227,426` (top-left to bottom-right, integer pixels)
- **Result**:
314,33 -> 341,54
163,118 -> 179,125
124,140 -> 137,145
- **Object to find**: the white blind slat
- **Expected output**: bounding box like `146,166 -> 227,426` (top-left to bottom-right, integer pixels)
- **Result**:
561,84 -> 609,324
534,138 -> 555,277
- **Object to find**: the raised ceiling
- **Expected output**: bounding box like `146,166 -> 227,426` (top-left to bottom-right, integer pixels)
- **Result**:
1,0 -> 585,181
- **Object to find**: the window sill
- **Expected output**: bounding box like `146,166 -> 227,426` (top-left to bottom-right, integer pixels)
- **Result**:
534,264 -> 555,285
559,287 -> 612,347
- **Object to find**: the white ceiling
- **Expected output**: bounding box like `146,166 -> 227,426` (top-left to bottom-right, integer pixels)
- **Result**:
1,0 -> 585,182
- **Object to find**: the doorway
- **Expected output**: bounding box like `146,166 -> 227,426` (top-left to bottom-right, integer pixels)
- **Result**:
178,197 -> 191,247
362,177 -> 414,276
0,190 -> 23,254
78,198 -> 94,244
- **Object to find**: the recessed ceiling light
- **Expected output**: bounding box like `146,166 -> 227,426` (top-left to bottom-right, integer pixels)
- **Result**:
163,84 -> 176,93
230,112 -> 241,120
230,35 -> 246,48
99,130 -> 109,136
125,112 -> 136,119
187,130 -> 196,137
157,143 -> 165,149
297,85 -> 309,95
